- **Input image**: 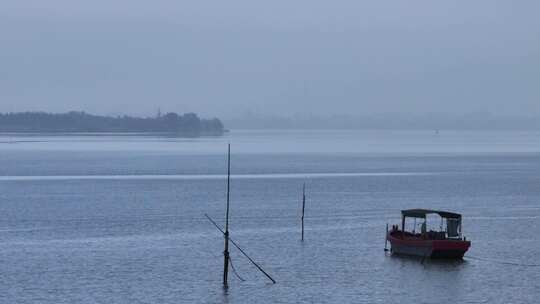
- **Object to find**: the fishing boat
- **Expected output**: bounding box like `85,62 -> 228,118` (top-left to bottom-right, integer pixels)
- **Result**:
386,209 -> 471,259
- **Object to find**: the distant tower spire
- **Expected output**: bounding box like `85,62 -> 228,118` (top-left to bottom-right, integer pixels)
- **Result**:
157,107 -> 162,118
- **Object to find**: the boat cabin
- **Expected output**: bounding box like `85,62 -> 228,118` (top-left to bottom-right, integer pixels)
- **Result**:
396,209 -> 464,241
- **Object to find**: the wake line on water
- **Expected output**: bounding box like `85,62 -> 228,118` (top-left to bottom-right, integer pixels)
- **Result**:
0,172 -> 434,181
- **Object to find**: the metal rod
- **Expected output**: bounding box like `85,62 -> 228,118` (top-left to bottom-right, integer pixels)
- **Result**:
301,183 -> 306,241
401,215 -> 405,238
205,214 -> 276,284
384,223 -> 389,251
223,144 -> 231,288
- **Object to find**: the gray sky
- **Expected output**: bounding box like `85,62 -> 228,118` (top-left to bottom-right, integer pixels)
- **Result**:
1,1 -> 539,118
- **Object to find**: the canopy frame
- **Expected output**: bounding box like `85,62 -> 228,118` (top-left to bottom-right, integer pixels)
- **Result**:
401,209 -> 461,219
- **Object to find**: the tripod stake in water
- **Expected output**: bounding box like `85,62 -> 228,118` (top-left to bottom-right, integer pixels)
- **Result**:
207,144 -> 276,288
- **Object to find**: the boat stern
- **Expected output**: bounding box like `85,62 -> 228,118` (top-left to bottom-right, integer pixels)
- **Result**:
431,240 -> 471,259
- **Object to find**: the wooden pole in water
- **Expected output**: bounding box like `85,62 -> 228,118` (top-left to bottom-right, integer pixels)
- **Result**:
384,223 -> 389,252
301,183 -> 306,241
223,144 -> 231,288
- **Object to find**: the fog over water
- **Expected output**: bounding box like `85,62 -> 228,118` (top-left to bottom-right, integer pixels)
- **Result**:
2,2 -> 540,303
1,1 -> 539,121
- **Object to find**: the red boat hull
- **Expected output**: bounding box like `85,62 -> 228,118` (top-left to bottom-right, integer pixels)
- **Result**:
387,231 -> 470,259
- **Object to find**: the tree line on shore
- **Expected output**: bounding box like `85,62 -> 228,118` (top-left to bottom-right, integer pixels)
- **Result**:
0,111 -> 225,136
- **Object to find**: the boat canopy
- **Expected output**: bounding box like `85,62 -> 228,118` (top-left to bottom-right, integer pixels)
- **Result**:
401,209 -> 461,219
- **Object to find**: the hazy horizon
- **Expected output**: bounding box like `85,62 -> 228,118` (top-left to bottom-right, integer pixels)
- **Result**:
1,1 -> 539,120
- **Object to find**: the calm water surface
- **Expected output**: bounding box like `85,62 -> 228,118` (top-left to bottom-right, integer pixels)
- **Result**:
1,130 -> 540,303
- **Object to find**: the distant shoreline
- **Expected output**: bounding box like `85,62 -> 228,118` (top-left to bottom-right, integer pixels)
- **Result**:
0,111 -> 226,137
0,131 -> 228,136
0,132 -> 227,138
